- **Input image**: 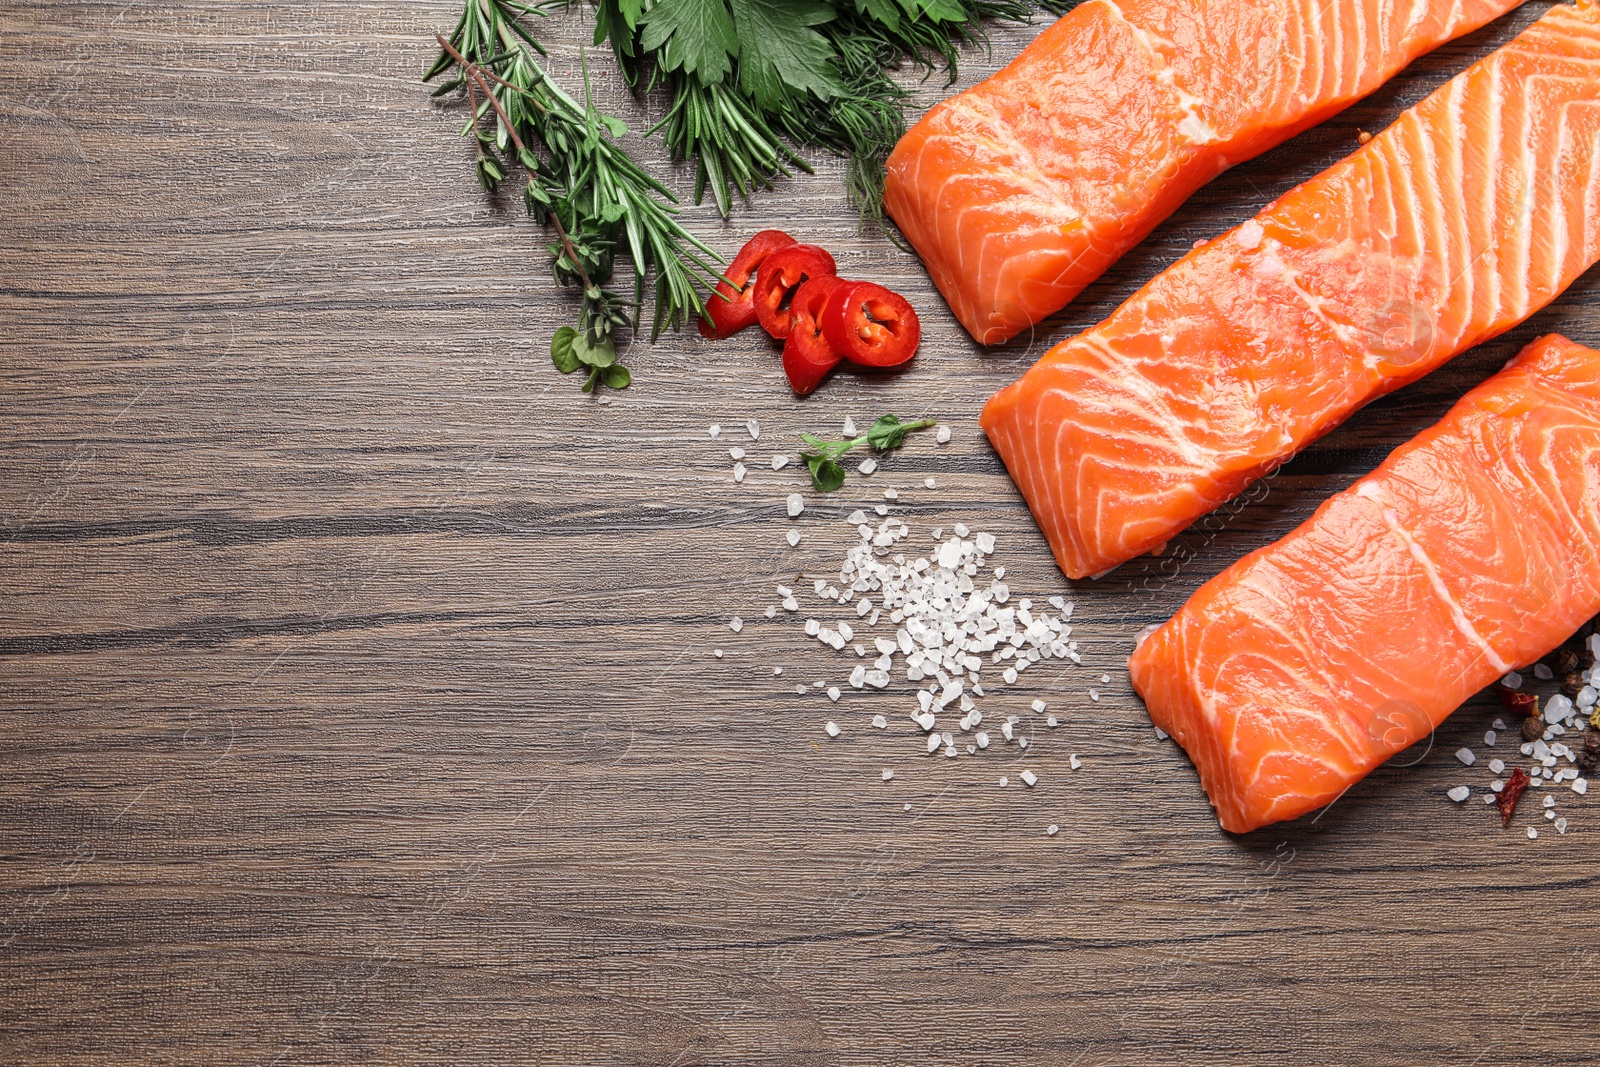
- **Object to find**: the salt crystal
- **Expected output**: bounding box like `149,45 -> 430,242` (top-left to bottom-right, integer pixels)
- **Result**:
1493,718 -> 1507,731
733,462 -> 747,483
786,530 -> 801,547
926,734 -> 941,754
1535,663 -> 1554,680
975,532 -> 996,554
1046,824 -> 1059,836
1489,758 -> 1505,774
924,477 -> 937,489
1557,817 -> 1569,833
1031,699 -> 1047,713
1047,715 -> 1059,727
1485,730 -> 1497,746
786,493 -> 805,517
825,720 -> 841,736
935,425 -> 951,444
1088,688 -> 1100,702
1154,727 -> 1168,740
1455,748 -> 1476,766
713,649 -> 724,658
1447,785 -> 1470,802
774,667 -> 783,675
1503,671 -> 1523,688
709,424 -> 721,437
771,455 -> 789,470
975,732 -> 989,749
1069,754 -> 1082,770
1020,770 -> 1038,787
843,416 -> 857,437
859,458 -> 878,475
881,769 -> 894,781
747,418 -> 760,440
998,776 -> 1008,787
1574,778 -> 1589,795
729,617 -> 744,633
1491,779 -> 1505,792
1528,827 -> 1539,839
1003,667 -> 1018,684
795,685 -> 807,695
827,688 -> 840,702
1101,674 -> 1111,684
872,715 -> 887,729
1543,794 -> 1556,808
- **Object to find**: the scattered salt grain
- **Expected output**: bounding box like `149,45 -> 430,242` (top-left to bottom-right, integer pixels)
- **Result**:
774,667 -> 783,675
771,455 -> 789,470
1574,778 -> 1589,795
924,477 -> 937,489
730,446 -> 745,460
1557,817 -> 1569,833
936,425 -> 951,444
1447,786 -> 1471,802
1046,824 -> 1059,836
1031,699 -> 1047,713
1489,758 -> 1505,774
714,649 -> 724,658
1485,730 -> 1497,746
709,424 -> 721,437
999,776 -> 1008,787
1100,674 -> 1111,684
1154,726 -> 1168,740
729,617 -> 744,633
1493,718 -> 1507,731
1503,671 -> 1523,688
747,418 -> 760,440
1455,748 -> 1476,767
786,529 -> 801,547
1069,754 -> 1082,770
1088,688 -> 1100,702
1535,663 -> 1554,680
882,769 -> 894,781
1020,770 -> 1038,787
733,462 -> 747,483
825,721 -> 841,737
786,493 -> 805,518
795,685 -> 807,695
859,458 -> 878,475
843,416 -> 857,437
827,687 -> 840,702
872,715 -> 887,729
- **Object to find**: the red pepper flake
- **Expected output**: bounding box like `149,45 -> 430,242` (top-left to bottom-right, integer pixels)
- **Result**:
1497,688 -> 1539,717
1498,767 -> 1531,828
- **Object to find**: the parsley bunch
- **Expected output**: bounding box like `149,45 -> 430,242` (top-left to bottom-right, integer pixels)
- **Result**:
800,415 -> 935,491
589,0 -> 1070,221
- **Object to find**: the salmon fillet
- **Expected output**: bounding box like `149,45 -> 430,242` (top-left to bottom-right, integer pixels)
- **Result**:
1129,334 -> 1600,833
884,0 -> 1523,345
982,0 -> 1600,579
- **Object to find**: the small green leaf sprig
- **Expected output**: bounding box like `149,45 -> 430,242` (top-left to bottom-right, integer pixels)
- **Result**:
799,415 -> 935,492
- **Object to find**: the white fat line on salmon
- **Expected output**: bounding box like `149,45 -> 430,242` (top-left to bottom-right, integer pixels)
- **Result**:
1356,481 -> 1513,675
1250,238 -> 1365,350
1099,0 -> 1219,144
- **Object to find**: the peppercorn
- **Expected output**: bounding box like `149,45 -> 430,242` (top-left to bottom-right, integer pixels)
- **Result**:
1554,648 -> 1581,676
1522,714 -> 1546,742
1578,732 -> 1600,775
1561,672 -> 1583,699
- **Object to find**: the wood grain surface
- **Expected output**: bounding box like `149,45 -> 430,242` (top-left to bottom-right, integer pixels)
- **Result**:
4,1 -> 1598,1063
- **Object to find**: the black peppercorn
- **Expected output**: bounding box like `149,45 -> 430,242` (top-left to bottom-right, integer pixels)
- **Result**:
1561,672 -> 1584,699
1554,648 -> 1581,676
1522,714 -> 1546,742
1577,732 -> 1600,775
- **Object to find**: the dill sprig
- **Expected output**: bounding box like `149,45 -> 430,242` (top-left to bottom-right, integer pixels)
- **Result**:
426,0 -> 727,389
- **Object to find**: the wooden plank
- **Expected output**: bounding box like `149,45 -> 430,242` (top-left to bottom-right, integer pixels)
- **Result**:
3,0 -> 1597,1063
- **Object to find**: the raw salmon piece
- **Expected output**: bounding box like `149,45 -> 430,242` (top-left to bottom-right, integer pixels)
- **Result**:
884,0 -> 1524,345
1129,334 -> 1600,833
982,1 -> 1600,579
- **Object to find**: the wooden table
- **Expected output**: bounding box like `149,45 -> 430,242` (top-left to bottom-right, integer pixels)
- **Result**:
4,2 -> 1596,1063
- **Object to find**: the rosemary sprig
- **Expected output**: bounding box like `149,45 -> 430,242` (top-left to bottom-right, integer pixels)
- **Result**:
800,415 -> 936,492
426,0 -> 727,390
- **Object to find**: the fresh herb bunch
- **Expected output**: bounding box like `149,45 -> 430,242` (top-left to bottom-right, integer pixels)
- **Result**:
800,415 -> 935,491
584,0 -> 1071,220
426,0 -> 728,390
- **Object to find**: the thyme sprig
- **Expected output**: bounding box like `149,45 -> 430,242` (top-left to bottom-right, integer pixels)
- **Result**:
426,0 -> 727,390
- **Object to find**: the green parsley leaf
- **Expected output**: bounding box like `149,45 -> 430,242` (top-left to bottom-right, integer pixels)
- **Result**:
906,0 -> 968,21
804,454 -> 846,492
852,0 -> 901,31
640,0 -> 739,86
730,0 -> 843,109
866,414 -> 908,450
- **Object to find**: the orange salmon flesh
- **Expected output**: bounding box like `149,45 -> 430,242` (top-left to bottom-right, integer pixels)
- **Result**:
1130,334 -> 1600,834
981,0 -> 1600,580
884,0 -> 1524,345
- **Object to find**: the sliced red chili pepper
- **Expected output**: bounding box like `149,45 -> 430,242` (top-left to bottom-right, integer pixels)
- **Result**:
699,229 -> 797,339
820,281 -> 920,367
1498,767 -> 1531,828
781,275 -> 845,395
754,244 -> 837,340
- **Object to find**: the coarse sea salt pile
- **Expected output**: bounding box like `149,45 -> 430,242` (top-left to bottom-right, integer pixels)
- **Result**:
711,416 -> 1092,803
1444,638 -> 1599,839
